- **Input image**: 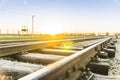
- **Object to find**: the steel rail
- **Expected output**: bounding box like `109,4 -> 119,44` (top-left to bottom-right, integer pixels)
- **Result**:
19,37 -> 111,80
0,40 -> 41,43
0,36 -> 102,44
0,37 -> 102,57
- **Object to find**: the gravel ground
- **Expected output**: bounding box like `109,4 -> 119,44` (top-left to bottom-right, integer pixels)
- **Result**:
109,39 -> 120,76
93,39 -> 120,80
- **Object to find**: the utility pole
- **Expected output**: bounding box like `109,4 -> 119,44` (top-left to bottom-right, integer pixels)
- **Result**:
12,29 -> 14,35
32,15 -> 35,36
7,29 -> 9,35
0,29 -> 1,34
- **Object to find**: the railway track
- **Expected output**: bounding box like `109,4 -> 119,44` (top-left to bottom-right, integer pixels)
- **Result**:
0,36 -> 114,80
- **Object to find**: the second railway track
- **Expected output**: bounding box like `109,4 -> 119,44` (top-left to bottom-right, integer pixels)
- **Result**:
0,36 -> 113,80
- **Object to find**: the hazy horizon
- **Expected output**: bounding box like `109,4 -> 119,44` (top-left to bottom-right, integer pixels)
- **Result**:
0,0 -> 120,34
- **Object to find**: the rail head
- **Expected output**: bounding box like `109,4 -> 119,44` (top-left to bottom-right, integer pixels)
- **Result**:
19,37 -> 111,80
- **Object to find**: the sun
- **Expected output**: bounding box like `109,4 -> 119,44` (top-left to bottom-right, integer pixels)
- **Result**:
44,28 -> 60,35
35,25 -> 62,35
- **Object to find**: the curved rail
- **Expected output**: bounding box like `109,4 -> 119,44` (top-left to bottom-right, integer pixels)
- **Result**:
19,37 -> 111,80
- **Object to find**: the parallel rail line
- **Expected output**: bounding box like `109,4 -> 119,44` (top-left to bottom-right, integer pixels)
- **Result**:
0,37 -> 103,57
0,36 -> 112,80
18,37 -> 111,80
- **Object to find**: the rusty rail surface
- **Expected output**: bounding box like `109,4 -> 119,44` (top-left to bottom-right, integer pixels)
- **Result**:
19,37 -> 111,80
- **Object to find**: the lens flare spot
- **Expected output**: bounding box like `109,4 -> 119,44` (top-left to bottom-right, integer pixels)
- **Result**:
62,41 -> 73,50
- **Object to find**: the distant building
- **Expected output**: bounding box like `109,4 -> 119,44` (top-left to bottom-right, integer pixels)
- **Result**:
21,26 -> 28,35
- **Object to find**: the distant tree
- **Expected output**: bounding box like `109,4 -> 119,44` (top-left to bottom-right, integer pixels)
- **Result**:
106,32 -> 109,36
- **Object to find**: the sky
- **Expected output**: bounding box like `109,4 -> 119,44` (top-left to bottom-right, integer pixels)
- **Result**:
0,0 -> 120,34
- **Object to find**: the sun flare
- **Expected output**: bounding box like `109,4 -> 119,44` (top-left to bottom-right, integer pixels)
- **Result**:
35,25 -> 63,35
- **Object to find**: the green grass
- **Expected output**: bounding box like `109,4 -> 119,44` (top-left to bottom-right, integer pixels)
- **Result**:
0,36 -> 41,41
0,35 -> 84,41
